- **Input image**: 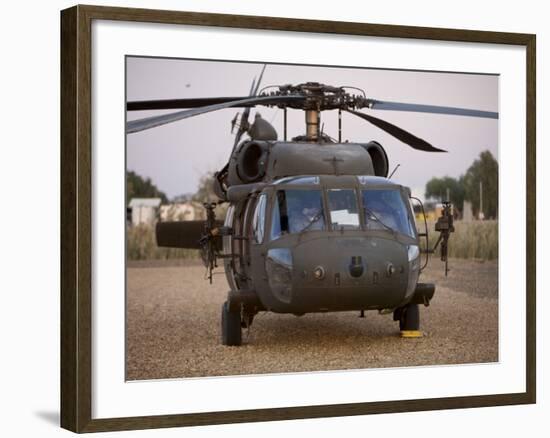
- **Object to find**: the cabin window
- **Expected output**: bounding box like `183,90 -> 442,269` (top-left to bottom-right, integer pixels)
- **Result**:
327,189 -> 360,230
270,189 -> 325,240
362,189 -> 416,237
252,194 -> 267,243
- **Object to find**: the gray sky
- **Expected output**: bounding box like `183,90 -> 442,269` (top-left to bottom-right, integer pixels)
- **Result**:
126,57 -> 498,200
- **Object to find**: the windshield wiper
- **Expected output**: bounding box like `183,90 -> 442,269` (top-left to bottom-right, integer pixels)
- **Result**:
298,211 -> 324,236
363,207 -> 398,235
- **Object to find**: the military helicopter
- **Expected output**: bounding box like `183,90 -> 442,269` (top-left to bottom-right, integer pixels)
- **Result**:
127,66 -> 498,346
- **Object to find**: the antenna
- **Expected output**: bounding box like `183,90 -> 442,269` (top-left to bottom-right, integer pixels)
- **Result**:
388,163 -> 401,179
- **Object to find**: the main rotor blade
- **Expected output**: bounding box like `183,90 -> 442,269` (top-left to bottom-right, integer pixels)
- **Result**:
127,96 -> 251,111
233,84 -> 256,149
253,64 -> 266,96
365,99 -> 498,119
347,109 -> 446,152
127,95 -> 304,134
235,64 -> 268,147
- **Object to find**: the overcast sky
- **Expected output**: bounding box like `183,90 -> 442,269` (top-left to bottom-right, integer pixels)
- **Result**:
126,57 -> 498,201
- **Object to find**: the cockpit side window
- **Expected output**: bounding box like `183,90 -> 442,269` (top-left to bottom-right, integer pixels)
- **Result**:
252,193 -> 267,244
327,189 -> 360,230
270,189 -> 325,240
270,193 -> 282,241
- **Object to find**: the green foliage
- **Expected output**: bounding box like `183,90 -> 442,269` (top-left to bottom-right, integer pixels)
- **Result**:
192,171 -> 217,203
463,151 -> 499,219
126,224 -> 200,260
425,176 -> 465,210
424,150 -> 498,219
172,193 -> 193,203
191,171 -> 228,218
127,170 -> 168,204
126,170 -> 227,261
422,220 -> 498,260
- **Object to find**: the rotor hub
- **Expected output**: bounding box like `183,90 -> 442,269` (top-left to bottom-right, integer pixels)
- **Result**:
262,82 -> 368,111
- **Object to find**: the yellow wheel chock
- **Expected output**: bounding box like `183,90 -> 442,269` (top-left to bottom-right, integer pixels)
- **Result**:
400,330 -> 423,338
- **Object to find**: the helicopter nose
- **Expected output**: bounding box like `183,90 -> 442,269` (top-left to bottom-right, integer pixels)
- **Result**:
292,236 -> 409,307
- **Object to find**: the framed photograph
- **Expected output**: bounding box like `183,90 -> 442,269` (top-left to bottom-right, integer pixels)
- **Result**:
60,4 -> 536,433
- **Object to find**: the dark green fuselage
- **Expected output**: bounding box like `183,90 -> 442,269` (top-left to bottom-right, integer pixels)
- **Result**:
224,175 -> 422,314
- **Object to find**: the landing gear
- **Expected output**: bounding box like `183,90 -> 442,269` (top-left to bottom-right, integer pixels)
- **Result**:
221,301 -> 242,346
222,291 -> 262,345
394,303 -> 422,338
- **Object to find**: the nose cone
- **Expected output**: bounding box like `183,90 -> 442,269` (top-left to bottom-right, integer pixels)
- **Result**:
288,236 -> 409,312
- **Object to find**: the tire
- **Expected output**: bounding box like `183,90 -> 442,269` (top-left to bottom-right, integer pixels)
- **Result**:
221,301 -> 242,346
399,303 -> 420,331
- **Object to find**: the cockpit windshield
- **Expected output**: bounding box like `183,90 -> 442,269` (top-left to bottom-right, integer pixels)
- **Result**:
361,189 -> 416,237
267,184 -> 415,241
327,189 -> 360,230
270,189 -> 325,240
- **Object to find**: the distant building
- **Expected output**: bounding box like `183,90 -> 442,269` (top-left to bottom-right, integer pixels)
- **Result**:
159,201 -> 206,222
128,198 -> 162,226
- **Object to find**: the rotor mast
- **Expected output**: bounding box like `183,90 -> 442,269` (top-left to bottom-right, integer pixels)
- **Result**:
305,109 -> 320,141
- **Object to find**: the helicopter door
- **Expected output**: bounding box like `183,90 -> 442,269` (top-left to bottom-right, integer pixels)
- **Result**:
223,205 -> 238,291
249,193 -> 268,294
242,194 -> 260,268
228,200 -> 248,290
227,195 -> 258,290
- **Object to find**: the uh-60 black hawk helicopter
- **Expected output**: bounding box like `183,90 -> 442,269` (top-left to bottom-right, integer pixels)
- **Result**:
127,66 -> 498,346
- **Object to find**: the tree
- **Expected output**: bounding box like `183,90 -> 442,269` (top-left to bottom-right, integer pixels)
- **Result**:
126,170 -> 168,204
192,171 -> 228,219
463,150 -> 498,219
172,193 -> 193,203
425,176 -> 465,211
192,171 -> 218,203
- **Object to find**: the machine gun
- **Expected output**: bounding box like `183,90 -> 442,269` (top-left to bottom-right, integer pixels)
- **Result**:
431,202 -> 455,276
198,202 -> 221,284
155,202 -> 226,284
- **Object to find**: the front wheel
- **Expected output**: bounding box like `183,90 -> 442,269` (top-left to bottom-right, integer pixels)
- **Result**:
221,301 -> 242,346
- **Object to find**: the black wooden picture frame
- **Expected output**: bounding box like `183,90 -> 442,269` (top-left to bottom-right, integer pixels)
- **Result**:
60,4 -> 536,433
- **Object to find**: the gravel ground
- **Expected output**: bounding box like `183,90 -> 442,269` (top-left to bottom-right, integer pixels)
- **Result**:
126,258 -> 498,380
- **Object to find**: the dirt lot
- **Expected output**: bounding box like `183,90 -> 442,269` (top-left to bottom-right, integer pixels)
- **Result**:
126,258 -> 498,380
